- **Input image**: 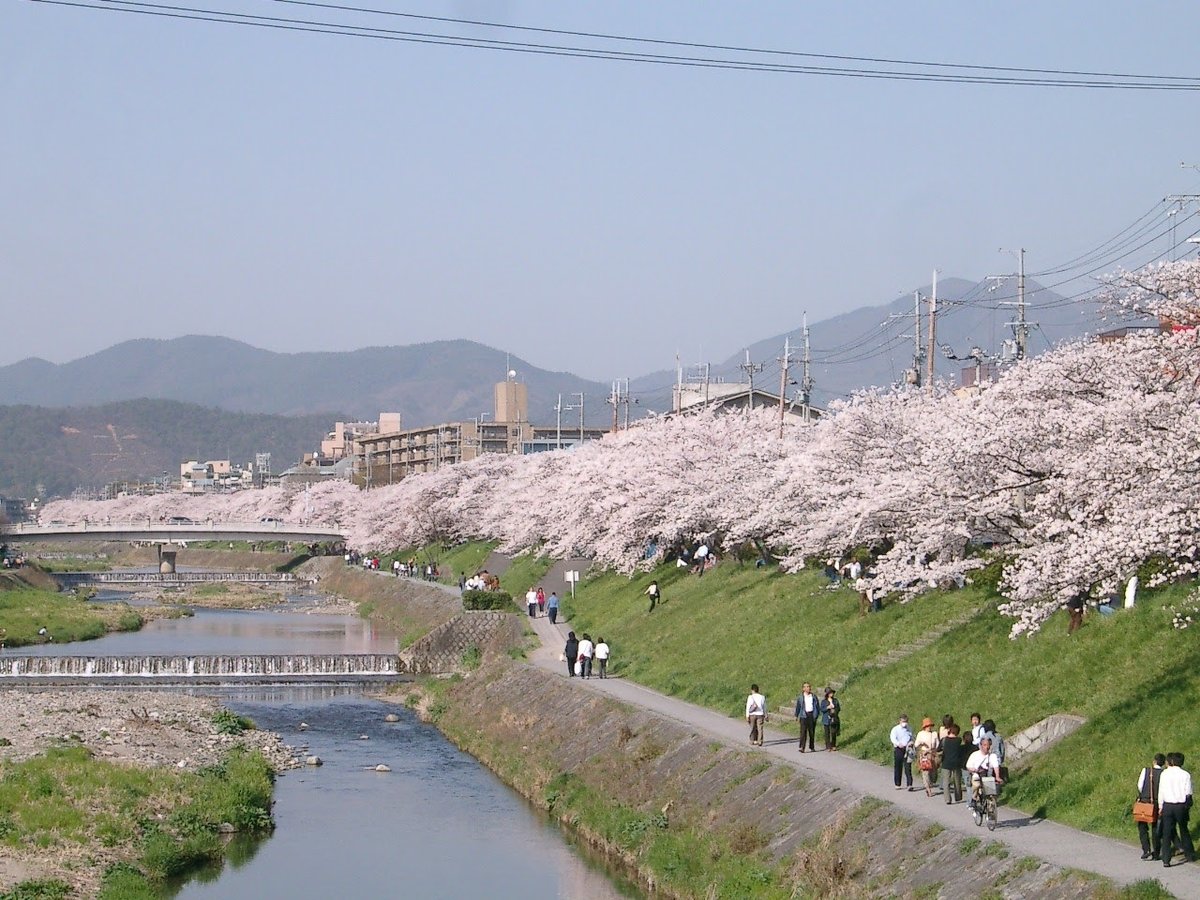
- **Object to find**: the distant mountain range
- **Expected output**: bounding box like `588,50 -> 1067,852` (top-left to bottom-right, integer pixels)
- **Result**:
0,276 -> 1113,497
0,336 -> 609,425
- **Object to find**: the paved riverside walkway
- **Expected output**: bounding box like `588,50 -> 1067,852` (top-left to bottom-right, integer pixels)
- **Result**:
522,609 -> 1199,896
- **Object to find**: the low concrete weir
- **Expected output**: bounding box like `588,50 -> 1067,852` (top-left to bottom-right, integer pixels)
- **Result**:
0,653 -> 406,684
53,571 -> 313,586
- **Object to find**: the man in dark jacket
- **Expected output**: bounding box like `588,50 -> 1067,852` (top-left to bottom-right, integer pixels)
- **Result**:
795,683 -> 819,752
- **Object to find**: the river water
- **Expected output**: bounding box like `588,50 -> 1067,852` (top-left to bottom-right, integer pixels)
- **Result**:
21,588 -> 637,898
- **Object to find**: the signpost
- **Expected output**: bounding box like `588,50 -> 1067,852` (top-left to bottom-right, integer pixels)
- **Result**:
565,570 -> 579,600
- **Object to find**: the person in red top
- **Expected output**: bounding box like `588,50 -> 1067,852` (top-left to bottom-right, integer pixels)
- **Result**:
536,586 -> 546,617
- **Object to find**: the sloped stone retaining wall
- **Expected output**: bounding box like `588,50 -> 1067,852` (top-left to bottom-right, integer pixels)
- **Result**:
400,611 -> 521,674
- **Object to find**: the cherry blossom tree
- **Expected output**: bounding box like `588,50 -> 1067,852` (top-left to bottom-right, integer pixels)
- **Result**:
42,260 -> 1200,637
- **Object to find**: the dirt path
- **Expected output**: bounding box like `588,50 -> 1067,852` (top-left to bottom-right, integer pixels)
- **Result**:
524,609 -> 1198,895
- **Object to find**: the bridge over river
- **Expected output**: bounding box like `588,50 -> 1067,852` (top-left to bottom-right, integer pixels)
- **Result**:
0,653 -> 406,685
1,520 -> 346,572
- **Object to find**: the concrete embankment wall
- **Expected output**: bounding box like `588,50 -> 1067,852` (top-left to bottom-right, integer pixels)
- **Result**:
422,662 -> 1104,899
302,557 -> 461,648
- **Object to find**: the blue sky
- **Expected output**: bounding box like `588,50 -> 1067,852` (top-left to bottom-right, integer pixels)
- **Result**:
4,0 -> 1200,380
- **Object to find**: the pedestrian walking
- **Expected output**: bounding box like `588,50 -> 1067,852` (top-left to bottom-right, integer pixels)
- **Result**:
564,631 -> 579,678
578,634 -> 594,679
890,714 -> 914,790
525,587 -> 538,618
746,684 -> 766,746
821,688 -> 841,751
1136,753 -> 1165,860
547,591 -> 560,625
795,682 -> 819,753
1067,591 -> 1086,634
941,724 -> 964,803
594,637 -> 610,678
1159,752 -> 1196,868
536,586 -> 546,617
646,580 -> 661,612
915,717 -> 941,797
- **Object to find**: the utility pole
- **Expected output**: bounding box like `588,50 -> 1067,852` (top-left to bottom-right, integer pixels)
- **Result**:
740,350 -> 765,410
777,336 -> 792,437
555,394 -> 563,450
1015,248 -> 1028,360
912,290 -> 923,387
609,381 -> 619,433
577,392 -> 585,443
993,248 -> 1034,362
801,314 -> 814,423
1166,196 -> 1200,261
925,271 -> 938,394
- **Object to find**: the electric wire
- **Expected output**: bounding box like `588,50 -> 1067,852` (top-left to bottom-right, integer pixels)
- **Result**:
21,0 -> 1200,89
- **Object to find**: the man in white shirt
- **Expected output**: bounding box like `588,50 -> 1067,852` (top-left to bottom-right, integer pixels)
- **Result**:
577,635 -> 594,679
594,638 -> 610,679
694,543 -> 710,576
525,588 -> 538,618
890,715 -> 914,790
1159,752 -> 1196,867
966,737 -> 1003,807
746,684 -> 766,746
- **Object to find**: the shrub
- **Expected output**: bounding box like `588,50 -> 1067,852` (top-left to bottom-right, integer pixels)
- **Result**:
460,645 -> 482,670
211,709 -> 254,735
462,589 -> 513,611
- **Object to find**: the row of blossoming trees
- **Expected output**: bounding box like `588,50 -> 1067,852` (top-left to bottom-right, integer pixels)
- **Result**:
43,262 -> 1200,635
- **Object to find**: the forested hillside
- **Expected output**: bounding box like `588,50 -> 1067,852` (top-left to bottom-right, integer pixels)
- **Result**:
0,399 -> 339,498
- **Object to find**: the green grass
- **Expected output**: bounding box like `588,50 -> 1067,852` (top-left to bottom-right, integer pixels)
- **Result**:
0,587 -> 113,645
554,555 -> 1200,845
562,561 -> 988,717
387,541 -> 497,588
0,745 -> 274,897
192,583 -> 231,597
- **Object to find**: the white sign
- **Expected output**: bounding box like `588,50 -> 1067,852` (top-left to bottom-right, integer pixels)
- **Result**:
565,571 -> 579,583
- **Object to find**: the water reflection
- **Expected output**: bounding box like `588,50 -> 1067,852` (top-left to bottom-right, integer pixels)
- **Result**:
15,607 -> 394,657
171,692 -> 639,900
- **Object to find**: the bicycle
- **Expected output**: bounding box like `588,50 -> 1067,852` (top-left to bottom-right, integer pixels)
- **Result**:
971,775 -> 1000,831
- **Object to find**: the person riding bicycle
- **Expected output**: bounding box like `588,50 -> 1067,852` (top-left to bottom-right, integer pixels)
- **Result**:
966,736 -> 1004,808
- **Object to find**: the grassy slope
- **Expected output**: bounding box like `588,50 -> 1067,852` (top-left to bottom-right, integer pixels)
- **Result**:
561,557 -> 1200,844
0,586 -> 142,646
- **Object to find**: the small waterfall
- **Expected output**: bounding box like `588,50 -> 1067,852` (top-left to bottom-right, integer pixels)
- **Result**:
0,654 -> 405,681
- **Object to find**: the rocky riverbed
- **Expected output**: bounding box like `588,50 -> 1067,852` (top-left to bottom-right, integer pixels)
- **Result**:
0,688 -> 299,770
0,688 -> 300,895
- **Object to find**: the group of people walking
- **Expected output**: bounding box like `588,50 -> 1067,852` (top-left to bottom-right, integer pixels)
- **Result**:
525,585 -> 560,623
743,683 -> 842,751
889,713 -> 1005,806
793,683 -> 842,751
562,631 -> 609,679
1136,751 -> 1195,868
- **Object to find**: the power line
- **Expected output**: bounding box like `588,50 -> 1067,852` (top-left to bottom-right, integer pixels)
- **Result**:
23,0 -> 1200,89
270,0 -> 1200,85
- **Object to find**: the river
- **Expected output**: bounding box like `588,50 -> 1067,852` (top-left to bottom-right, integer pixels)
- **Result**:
23,588 -> 638,898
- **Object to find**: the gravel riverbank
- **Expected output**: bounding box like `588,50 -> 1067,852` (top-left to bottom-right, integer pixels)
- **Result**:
0,688 -> 300,895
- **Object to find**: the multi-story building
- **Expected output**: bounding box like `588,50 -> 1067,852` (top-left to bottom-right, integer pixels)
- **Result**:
353,378 -> 607,486
179,459 -> 257,494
